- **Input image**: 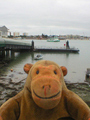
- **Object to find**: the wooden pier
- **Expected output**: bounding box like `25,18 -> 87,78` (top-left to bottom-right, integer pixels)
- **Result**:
0,39 -> 34,51
0,39 -> 34,58
0,38 -> 79,54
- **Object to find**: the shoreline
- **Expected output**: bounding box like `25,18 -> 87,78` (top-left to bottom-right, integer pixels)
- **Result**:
0,68 -> 90,106
1,37 -> 90,40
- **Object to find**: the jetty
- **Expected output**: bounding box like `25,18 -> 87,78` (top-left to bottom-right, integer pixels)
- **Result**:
34,47 -> 79,53
34,40 -> 79,53
0,38 -> 33,51
0,38 -> 79,53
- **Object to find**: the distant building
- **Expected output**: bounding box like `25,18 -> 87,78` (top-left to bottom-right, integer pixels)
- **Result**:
13,32 -> 20,37
23,33 -> 28,36
0,26 -> 9,37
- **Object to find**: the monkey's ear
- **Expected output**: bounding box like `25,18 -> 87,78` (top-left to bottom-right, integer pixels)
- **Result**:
24,63 -> 33,74
60,66 -> 67,76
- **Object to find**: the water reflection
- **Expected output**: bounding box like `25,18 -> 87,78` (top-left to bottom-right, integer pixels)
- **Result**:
0,50 -> 80,82
0,50 -> 79,62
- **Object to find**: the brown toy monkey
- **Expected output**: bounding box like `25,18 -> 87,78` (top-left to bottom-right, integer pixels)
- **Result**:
0,60 -> 90,120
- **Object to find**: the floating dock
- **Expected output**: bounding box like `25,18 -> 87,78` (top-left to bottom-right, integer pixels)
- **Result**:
34,47 -> 79,53
0,39 -> 79,53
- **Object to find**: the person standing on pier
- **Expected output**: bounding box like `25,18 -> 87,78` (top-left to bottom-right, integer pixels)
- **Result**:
66,40 -> 70,49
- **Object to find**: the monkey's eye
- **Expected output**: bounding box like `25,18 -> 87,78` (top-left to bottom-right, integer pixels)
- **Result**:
54,70 -> 57,74
36,70 -> 39,74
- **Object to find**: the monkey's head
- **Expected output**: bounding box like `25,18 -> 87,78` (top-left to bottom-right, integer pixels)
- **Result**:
24,60 -> 67,109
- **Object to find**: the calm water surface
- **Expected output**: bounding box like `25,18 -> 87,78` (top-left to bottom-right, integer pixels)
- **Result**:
1,39 -> 90,83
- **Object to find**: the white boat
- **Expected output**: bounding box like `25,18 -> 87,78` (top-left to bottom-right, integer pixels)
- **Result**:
47,37 -> 60,42
34,54 -> 43,60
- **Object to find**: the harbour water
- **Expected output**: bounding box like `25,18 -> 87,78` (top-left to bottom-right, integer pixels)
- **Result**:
0,39 -> 90,83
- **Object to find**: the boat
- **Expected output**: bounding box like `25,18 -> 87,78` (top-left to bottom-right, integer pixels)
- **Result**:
34,54 -> 43,60
47,37 -> 60,42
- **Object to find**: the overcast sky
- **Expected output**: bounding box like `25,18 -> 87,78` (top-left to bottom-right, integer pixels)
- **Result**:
0,0 -> 90,36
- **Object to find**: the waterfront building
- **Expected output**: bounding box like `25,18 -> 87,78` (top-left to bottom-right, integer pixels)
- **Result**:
23,33 -> 28,36
13,32 -> 20,37
0,26 -> 9,37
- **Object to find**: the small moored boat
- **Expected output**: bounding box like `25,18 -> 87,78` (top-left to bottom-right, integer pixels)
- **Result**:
34,54 -> 43,60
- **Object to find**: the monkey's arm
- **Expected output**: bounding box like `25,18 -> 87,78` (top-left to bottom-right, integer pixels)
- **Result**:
64,90 -> 90,120
0,97 -> 20,120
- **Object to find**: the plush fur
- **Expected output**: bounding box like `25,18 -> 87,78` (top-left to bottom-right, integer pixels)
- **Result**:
0,60 -> 90,120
